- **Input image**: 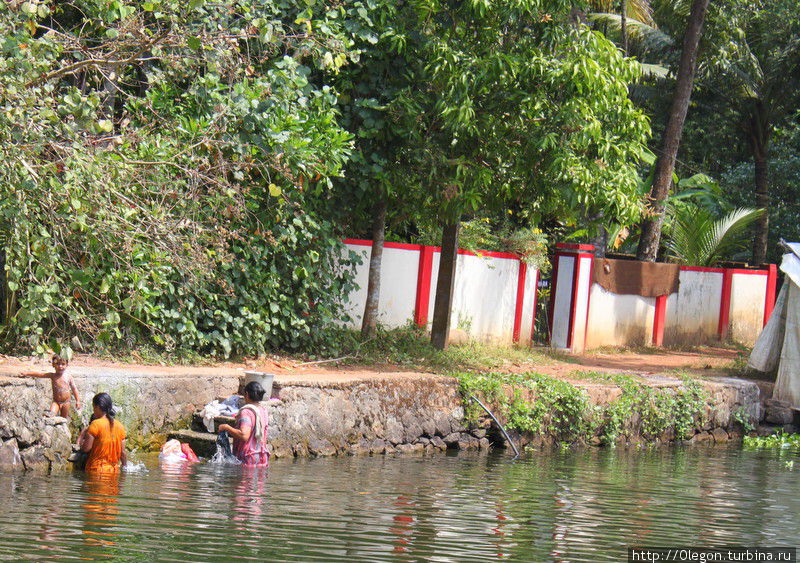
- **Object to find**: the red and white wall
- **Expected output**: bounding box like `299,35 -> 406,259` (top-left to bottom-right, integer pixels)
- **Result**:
549,243 -> 778,353
342,239 -> 539,344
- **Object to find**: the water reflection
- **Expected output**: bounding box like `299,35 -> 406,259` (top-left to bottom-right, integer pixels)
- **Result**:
233,467 -> 269,528
82,473 -> 120,549
0,447 -> 797,561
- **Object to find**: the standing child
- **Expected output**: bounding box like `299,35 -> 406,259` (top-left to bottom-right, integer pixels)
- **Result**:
23,354 -> 81,417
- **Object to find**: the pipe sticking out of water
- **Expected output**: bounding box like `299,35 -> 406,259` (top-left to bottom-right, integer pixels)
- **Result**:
469,395 -> 520,459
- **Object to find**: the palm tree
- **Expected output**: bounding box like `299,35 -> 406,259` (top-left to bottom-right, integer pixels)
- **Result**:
635,0 -> 710,262
702,0 -> 800,264
592,0 -> 800,265
665,206 -> 765,266
590,0 -> 711,262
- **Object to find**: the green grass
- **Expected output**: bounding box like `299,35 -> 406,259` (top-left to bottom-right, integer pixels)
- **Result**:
334,325 -> 553,373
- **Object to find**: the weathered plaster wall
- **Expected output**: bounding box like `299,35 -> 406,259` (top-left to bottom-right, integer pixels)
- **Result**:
585,284 -> 655,348
342,240 -> 537,344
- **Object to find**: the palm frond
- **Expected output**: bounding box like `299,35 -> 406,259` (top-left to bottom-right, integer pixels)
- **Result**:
665,207 -> 765,266
588,0 -> 655,25
588,13 -> 675,63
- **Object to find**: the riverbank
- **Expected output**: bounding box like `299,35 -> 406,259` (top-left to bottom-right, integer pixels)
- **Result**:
0,343 -> 788,471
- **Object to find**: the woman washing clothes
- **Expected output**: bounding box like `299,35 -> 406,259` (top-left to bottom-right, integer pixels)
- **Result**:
218,381 -> 269,467
79,393 -> 127,472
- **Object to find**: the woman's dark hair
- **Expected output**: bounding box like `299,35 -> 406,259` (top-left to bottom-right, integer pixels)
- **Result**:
92,392 -> 116,428
244,381 -> 265,402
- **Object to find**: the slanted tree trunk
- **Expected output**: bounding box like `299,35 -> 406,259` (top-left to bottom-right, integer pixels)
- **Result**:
751,137 -> 770,265
431,222 -> 460,350
636,0 -> 710,262
360,199 -> 388,339
620,0 -> 628,56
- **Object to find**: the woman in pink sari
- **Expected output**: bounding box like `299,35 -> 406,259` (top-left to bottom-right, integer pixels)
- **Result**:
219,381 -> 269,467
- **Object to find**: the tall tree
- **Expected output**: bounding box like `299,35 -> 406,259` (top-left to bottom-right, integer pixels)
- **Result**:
386,2 -> 650,348
636,0 -> 710,261
703,0 -> 800,263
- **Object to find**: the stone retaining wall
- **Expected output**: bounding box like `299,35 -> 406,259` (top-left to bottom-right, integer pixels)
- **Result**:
0,366 -> 775,471
267,376 -> 475,458
0,377 -> 73,471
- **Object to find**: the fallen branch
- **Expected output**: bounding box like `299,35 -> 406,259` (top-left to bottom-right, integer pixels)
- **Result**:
295,356 -> 353,367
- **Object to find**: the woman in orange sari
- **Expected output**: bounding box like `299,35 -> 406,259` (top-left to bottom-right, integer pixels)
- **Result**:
80,393 -> 127,472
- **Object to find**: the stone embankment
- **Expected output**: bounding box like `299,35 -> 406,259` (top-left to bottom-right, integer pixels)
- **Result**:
0,364 -> 790,471
0,376 -> 73,471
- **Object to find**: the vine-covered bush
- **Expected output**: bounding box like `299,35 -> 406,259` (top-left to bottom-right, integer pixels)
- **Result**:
0,0 -> 359,356
457,371 -> 709,445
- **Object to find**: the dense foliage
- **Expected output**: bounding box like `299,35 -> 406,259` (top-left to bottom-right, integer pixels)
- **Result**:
0,0 -> 359,355
596,0 -> 800,263
0,0 -> 658,356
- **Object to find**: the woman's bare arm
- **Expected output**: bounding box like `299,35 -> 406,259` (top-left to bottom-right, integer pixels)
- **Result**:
120,439 -> 127,467
218,423 -> 250,442
80,432 -> 94,453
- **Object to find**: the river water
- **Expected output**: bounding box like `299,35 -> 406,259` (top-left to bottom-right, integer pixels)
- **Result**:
0,445 -> 797,561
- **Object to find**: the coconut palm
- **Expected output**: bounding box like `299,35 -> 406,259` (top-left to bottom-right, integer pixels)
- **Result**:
701,0 -> 800,264
593,0 -> 800,265
665,206 -> 765,266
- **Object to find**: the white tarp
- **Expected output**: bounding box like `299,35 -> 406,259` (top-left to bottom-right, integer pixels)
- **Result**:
748,243 -> 800,406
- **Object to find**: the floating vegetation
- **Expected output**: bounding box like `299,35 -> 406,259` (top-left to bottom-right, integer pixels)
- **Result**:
743,432 -> 800,449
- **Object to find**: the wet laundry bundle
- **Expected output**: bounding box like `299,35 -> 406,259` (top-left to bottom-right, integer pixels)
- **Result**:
159,439 -> 200,463
199,395 -> 242,432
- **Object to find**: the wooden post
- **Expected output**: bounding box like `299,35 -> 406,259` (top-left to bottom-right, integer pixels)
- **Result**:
431,223 -> 460,350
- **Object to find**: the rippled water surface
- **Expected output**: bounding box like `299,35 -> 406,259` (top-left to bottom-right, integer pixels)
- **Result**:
1,446 -> 798,561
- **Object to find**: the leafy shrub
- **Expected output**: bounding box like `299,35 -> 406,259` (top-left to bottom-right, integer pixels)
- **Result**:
457,371 -> 709,445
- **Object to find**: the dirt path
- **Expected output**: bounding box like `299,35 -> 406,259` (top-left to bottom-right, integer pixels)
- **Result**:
0,345 -> 750,384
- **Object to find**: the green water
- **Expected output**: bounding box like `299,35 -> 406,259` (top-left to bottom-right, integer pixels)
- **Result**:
0,445 -> 797,561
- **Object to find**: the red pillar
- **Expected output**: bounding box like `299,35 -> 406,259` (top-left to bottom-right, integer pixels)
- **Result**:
413,246 -> 434,328
652,295 -> 667,346
512,261 -> 527,343
763,263 -> 778,326
717,268 -> 733,340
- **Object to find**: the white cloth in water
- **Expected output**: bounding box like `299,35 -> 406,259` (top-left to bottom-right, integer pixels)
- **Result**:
200,397 -> 242,432
159,439 -> 187,462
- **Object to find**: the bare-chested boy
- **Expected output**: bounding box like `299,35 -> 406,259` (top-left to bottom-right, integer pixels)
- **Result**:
22,355 -> 81,417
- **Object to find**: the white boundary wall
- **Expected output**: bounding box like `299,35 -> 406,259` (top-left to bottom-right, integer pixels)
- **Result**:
549,243 -> 777,352
341,239 -> 539,345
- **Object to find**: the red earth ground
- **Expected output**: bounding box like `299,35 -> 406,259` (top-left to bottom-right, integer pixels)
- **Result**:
0,344 -> 752,381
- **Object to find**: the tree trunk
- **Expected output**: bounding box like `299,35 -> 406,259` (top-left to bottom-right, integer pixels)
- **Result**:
593,227 -> 608,258
360,199 -> 388,339
636,0 -> 710,262
431,222 -> 460,350
752,143 -> 769,265
620,0 -> 628,56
